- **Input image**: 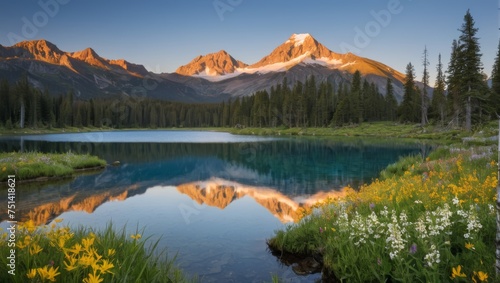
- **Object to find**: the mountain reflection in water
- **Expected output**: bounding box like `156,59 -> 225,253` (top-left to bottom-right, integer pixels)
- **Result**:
0,132 -> 430,282
0,135 -> 427,226
0,176 -> 351,225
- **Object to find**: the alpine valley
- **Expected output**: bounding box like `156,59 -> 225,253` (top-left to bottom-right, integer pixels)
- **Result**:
0,33 -> 410,102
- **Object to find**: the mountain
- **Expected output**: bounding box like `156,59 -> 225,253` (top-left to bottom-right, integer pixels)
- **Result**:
0,39 -> 207,102
167,33 -> 407,100
1,34 -> 412,102
249,33 -> 344,70
176,50 -> 248,77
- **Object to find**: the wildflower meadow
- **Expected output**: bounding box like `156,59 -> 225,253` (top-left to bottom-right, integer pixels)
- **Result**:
0,221 -> 193,283
269,145 -> 498,282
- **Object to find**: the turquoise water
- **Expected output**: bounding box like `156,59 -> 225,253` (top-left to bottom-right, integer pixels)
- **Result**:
0,131 -> 426,282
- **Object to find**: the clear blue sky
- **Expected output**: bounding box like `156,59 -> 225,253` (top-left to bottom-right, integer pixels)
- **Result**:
0,0 -> 497,85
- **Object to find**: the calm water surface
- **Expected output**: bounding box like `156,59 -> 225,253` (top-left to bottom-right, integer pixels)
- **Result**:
0,130 -> 427,282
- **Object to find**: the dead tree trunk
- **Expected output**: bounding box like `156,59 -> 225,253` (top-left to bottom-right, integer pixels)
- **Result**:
19,101 -> 25,129
465,96 -> 471,132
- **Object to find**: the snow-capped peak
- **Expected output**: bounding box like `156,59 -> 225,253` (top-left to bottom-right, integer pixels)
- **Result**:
288,33 -> 311,47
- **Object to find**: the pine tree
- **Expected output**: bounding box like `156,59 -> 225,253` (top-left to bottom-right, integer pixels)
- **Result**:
362,79 -> 373,121
457,9 -> 484,131
421,46 -> 430,126
399,63 -> 419,123
332,82 -> 350,126
431,54 -> 447,126
222,100 -> 230,127
0,80 -> 10,125
385,78 -> 398,121
15,75 -> 30,129
447,39 -> 462,127
491,39 -> 500,115
350,70 -> 362,123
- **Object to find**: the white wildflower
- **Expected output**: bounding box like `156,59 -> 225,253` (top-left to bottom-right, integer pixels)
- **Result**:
458,205 -> 483,240
385,211 -> 406,260
415,216 -> 428,239
424,245 -> 440,267
380,206 -> 389,217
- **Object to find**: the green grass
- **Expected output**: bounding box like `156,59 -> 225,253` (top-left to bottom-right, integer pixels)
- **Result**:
0,126 -> 114,136
2,121 -> 497,145
0,222 -> 194,283
268,144 -> 499,282
379,154 -> 423,180
0,151 -> 106,182
225,121 -> 496,143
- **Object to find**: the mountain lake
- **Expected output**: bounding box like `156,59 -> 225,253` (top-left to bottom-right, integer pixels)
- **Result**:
0,130 -> 430,282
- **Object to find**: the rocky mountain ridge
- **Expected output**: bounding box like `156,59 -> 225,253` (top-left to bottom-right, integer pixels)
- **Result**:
0,34 -> 412,102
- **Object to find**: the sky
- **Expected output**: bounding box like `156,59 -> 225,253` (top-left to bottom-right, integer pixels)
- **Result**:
0,0 -> 498,85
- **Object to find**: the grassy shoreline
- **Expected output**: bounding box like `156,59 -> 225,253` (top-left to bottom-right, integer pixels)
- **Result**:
0,121 -> 497,148
0,151 -> 106,182
267,145 -> 498,282
1,121 -> 497,143
1,123 -> 498,281
0,222 -> 194,283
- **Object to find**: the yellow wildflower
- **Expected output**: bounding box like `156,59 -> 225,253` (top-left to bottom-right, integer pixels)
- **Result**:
2,166 -> 6,172
69,243 -> 84,255
64,256 -> 78,271
79,255 -> 96,267
23,220 -> 37,233
56,237 -> 67,249
107,248 -> 116,256
91,262 -> 101,273
29,243 -> 43,255
473,271 -> 488,282
82,237 -> 95,250
26,268 -> 37,279
54,218 -> 63,223
17,240 -> 27,250
83,271 -> 104,283
37,266 -> 60,282
99,259 -> 114,274
130,233 -> 142,240
465,242 -> 475,250
450,265 -> 466,279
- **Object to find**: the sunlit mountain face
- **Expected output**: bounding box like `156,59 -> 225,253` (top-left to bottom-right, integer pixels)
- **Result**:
1,33 -> 412,102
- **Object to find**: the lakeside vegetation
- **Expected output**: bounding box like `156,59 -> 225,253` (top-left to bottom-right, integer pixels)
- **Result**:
1,120 -> 497,144
0,151 -> 106,182
268,145 -> 498,282
0,222 -> 193,283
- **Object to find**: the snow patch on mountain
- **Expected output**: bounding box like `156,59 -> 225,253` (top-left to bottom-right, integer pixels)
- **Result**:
302,57 -> 343,67
286,33 -> 311,47
340,61 -> 356,68
194,52 -> 346,82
